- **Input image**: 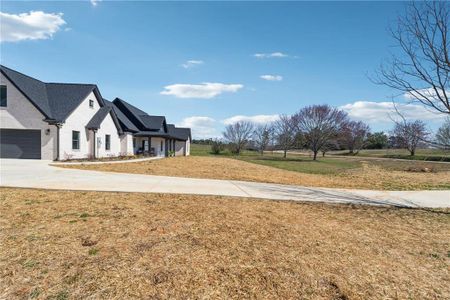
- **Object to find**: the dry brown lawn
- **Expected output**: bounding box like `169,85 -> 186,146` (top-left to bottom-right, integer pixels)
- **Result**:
1,188 -> 449,299
61,156 -> 450,190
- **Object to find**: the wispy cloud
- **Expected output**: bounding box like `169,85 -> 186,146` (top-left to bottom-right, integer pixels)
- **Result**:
260,74 -> 283,81
90,0 -> 102,7
181,60 -> 204,69
177,116 -> 219,138
160,82 -> 243,99
339,101 -> 446,125
404,88 -> 448,102
223,114 -> 279,125
254,52 -> 289,58
0,11 -> 66,42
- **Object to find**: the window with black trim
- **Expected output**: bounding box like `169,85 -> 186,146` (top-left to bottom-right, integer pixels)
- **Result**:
72,131 -> 80,150
0,85 -> 6,107
160,140 -> 163,151
89,99 -> 94,108
105,134 -> 111,150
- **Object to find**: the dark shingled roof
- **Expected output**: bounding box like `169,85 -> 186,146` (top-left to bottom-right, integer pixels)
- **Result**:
112,97 -> 148,129
0,65 -> 102,123
46,83 -> 98,122
112,98 -> 168,132
167,124 -> 191,141
140,115 -> 166,131
86,107 -> 111,130
103,99 -> 138,132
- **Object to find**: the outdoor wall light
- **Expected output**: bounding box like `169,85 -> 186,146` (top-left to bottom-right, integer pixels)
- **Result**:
45,129 -> 51,135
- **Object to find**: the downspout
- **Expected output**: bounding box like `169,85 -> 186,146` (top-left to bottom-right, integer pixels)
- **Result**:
93,130 -> 97,159
56,124 -> 61,161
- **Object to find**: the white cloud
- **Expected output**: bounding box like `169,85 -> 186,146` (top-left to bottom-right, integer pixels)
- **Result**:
90,0 -> 102,6
177,116 -> 219,139
223,114 -> 279,125
339,101 -> 446,125
0,11 -> 66,42
404,88 -> 448,102
260,74 -> 283,81
181,60 -> 204,69
254,52 -> 289,58
160,82 -> 243,99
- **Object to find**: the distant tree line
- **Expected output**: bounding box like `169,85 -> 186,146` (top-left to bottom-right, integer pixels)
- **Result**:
215,104 -> 449,160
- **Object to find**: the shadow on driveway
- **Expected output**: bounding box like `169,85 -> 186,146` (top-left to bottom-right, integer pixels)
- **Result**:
239,182 -> 419,208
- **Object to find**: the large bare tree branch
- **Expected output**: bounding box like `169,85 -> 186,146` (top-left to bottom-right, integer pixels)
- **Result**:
374,1 -> 450,114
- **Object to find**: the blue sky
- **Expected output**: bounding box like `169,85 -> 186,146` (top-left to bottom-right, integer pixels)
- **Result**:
1,1 -> 447,138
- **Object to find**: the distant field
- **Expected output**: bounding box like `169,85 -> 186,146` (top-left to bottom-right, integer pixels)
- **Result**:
1,188 -> 449,299
190,144 -> 450,174
329,148 -> 450,161
191,144 -> 359,175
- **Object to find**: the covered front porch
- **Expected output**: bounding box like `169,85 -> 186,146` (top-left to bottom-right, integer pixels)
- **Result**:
132,132 -> 185,158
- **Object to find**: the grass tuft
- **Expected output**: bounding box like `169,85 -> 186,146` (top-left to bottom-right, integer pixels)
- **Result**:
88,248 -> 99,256
29,288 -> 40,299
22,260 -> 39,268
54,290 -> 69,300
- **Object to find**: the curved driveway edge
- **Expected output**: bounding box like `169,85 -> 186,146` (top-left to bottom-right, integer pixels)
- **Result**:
1,159 -> 449,208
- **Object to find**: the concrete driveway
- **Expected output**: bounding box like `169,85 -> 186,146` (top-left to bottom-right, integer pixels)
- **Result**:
1,159 -> 449,208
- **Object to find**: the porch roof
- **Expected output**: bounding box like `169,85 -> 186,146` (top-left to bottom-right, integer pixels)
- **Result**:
134,131 -> 170,138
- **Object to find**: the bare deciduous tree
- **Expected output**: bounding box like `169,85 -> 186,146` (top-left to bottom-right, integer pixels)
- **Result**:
375,1 -> 450,114
295,105 -> 348,160
273,115 -> 297,158
392,120 -> 429,156
253,124 -> 273,155
320,140 -> 339,157
436,117 -> 450,148
341,120 -> 371,154
222,121 -> 254,155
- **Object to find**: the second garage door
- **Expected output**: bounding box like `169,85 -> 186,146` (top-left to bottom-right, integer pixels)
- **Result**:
0,129 -> 41,159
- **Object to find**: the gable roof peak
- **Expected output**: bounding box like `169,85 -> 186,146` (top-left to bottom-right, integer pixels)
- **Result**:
0,64 -> 100,123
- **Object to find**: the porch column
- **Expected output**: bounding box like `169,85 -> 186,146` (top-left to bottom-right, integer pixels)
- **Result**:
165,139 -> 169,157
148,137 -> 151,155
93,130 -> 97,159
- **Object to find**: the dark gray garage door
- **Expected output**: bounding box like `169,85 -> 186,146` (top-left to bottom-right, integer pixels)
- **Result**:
0,129 -> 41,159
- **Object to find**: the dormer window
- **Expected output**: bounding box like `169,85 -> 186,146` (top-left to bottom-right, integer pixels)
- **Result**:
89,99 -> 94,108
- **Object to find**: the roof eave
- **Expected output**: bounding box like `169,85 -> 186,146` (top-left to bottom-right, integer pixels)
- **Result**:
0,68 -> 52,120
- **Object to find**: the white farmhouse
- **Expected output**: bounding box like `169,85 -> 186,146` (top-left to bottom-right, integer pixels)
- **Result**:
0,65 -> 190,160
